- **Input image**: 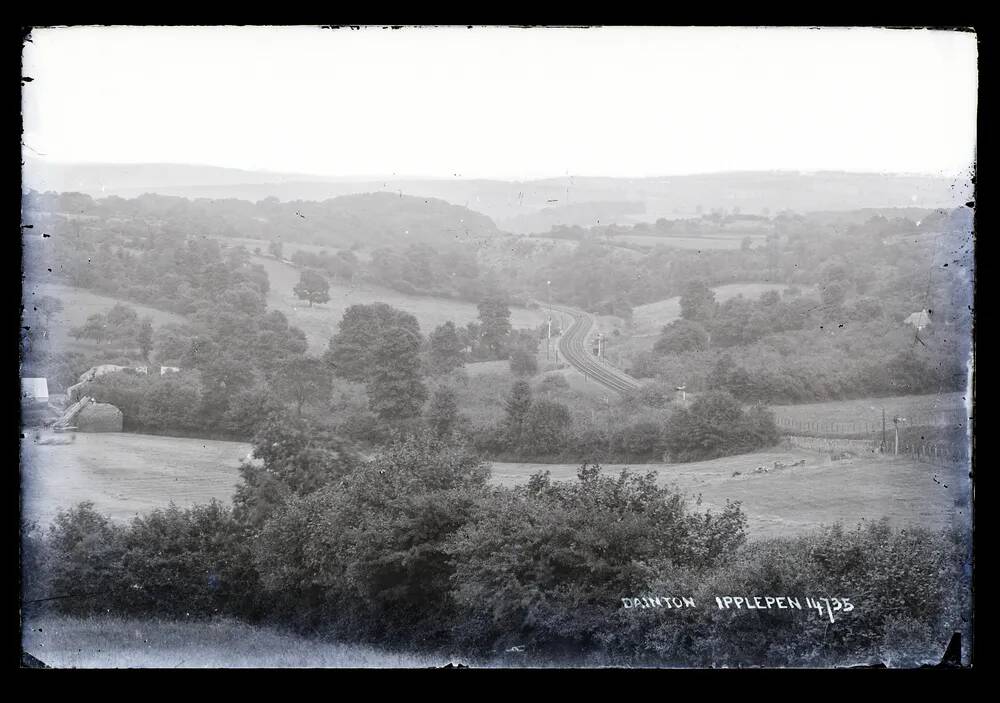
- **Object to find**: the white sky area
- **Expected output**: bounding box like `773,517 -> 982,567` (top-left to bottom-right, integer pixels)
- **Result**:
22,26 -> 978,180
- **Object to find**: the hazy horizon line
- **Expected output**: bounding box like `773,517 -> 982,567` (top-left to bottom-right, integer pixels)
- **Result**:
23,156 -> 975,184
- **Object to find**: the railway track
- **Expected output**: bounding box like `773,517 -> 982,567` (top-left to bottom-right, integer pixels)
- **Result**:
543,302 -> 642,394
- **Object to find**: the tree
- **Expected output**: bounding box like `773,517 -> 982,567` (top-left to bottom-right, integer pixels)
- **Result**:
427,321 -> 466,375
233,413 -> 358,526
34,295 -> 64,334
509,347 -> 538,377
367,326 -> 428,421
503,380 -> 533,448
326,303 -> 421,383
477,296 -> 512,359
273,355 -> 334,416
427,386 -> 460,438
268,240 -> 283,259
521,400 -> 572,455
137,318 -> 154,360
663,390 -> 778,462
70,313 -> 109,345
679,280 -> 717,322
653,319 -> 710,355
293,269 -> 331,307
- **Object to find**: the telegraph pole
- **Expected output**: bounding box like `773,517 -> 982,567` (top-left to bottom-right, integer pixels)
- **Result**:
546,280 -> 552,361
882,408 -> 887,452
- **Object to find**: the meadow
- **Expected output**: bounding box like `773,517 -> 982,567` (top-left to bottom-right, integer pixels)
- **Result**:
492,448 -> 970,540
21,615 -> 452,668
20,432 -> 250,527
22,281 -> 186,352
20,430 -> 969,542
251,255 -> 546,353
610,233 -> 768,251
628,282 -> 810,339
769,391 -> 970,434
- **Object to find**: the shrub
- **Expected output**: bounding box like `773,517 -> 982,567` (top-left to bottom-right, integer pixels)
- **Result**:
445,465 -> 747,652
663,391 -> 779,462
252,434 -> 491,641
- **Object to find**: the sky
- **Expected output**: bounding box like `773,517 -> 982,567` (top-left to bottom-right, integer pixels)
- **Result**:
21,26 -> 979,180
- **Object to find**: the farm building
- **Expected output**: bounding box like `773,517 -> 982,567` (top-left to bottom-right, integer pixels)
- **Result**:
20,377 -> 51,428
21,377 -> 49,403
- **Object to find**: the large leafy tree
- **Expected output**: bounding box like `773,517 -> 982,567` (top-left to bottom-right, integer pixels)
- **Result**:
293,269 -> 331,307
503,380 -> 533,448
367,326 -> 428,421
427,321 -> 466,375
654,319 -> 710,355
477,296 -> 512,359
521,399 -> 572,456
34,295 -> 64,335
663,390 -> 778,462
233,413 -> 358,527
326,303 -> 421,382
272,355 -> 334,416
679,280 -> 717,322
427,386 -> 460,438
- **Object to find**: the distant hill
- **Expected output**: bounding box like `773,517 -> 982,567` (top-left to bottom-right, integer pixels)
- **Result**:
22,188 -> 501,249
24,159 -> 973,233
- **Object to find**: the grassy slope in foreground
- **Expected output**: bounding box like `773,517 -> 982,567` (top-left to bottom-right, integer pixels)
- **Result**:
21,432 -> 970,542
21,616 -> 451,668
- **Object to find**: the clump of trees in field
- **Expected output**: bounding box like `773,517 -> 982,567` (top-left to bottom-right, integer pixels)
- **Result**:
293,269 -> 331,307
69,303 -> 155,358
25,427 -> 970,666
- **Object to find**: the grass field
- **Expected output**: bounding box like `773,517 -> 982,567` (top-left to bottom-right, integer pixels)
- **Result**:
21,431 -> 970,542
20,433 -> 250,527
492,448 -> 970,540
629,283 -> 808,338
611,234 -> 768,250
21,282 -> 186,352
21,615 -> 451,668
251,255 -> 546,353
770,392 -> 971,434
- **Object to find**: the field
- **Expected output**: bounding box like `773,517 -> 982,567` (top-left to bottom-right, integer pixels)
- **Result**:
20,431 -> 970,542
611,234 -> 768,251
629,282 -> 809,338
22,282 -> 186,351
492,448 -> 970,540
21,616 -> 450,668
20,433 -> 250,527
251,255 -> 546,353
770,392 -> 971,435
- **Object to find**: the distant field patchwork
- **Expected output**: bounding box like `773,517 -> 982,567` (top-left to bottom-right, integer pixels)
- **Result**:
611,234 -> 768,251
252,255 -> 546,353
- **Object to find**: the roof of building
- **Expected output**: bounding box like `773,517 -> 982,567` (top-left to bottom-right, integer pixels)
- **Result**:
21,377 -> 49,400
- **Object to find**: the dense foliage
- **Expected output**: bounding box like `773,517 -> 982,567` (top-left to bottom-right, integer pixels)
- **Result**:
27,433 -> 970,665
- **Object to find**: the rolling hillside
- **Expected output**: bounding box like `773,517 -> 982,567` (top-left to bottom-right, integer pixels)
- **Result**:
252,254 -> 546,353
24,159 -> 972,231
